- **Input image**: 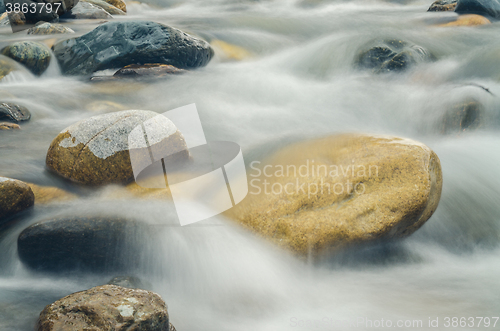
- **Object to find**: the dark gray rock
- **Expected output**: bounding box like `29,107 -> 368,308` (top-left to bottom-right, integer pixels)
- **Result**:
1,41 -> 51,75
52,21 -> 214,75
17,216 -> 149,272
0,102 -> 31,122
60,1 -> 112,19
428,0 -> 457,11
355,39 -> 433,73
455,0 -> 500,19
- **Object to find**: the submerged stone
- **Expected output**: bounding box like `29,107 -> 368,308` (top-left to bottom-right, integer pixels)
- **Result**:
1,41 -> 51,76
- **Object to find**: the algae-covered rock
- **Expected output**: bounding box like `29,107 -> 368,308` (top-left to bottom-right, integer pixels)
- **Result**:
0,177 -> 34,225
1,41 -> 51,76
224,134 -> 443,257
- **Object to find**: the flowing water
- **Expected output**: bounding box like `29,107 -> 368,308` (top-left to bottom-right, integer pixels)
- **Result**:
1,0 -> 500,330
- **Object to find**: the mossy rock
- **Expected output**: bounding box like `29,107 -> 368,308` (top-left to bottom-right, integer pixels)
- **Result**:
46,110 -> 189,185
224,134 -> 443,258
0,177 -> 34,225
1,41 -> 51,76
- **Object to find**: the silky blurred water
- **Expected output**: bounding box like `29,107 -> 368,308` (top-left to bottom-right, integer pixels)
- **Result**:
1,0 -> 500,330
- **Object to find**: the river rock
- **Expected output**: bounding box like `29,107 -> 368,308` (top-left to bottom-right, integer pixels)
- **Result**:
356,39 -> 434,73
18,216 -> 148,271
441,97 -> 482,133
27,22 -> 75,35
0,55 -> 20,81
36,285 -> 169,330
455,0 -> 500,19
0,122 -> 20,130
103,0 -> 126,11
60,1 -> 112,19
0,102 -> 31,123
52,21 -> 214,75
428,0 -> 457,11
82,0 -> 125,14
438,13 -> 491,25
46,110 -> 189,185
0,177 -> 34,225
1,41 -> 51,76
114,63 -> 186,77
27,183 -> 77,204
5,0 -> 59,28
224,134 -> 443,257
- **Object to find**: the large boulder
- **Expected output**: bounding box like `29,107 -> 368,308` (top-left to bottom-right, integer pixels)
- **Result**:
0,177 -> 34,225
46,110 -> 189,185
36,285 -> 169,331
355,39 -> 434,73
17,216 -> 148,272
224,134 -> 443,257
455,0 -> 500,19
52,21 -> 214,75
1,41 -> 51,76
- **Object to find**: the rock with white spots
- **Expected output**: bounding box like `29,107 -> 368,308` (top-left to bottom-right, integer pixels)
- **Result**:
46,110 -> 189,185
0,177 -> 34,225
36,285 -> 169,331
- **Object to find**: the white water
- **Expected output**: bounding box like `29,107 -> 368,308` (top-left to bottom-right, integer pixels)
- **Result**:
1,0 -> 500,330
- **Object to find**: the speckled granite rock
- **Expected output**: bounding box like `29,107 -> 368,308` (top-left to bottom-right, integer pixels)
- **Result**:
27,22 -> 75,35
52,21 -> 214,75
0,177 -> 34,225
46,110 -> 189,185
1,41 -> 51,76
224,134 -> 443,257
36,285 -> 169,331
18,216 -> 148,272
0,103 -> 31,123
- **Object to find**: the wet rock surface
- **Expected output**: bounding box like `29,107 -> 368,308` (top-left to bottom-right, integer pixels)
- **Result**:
52,21 -> 214,75
1,41 -> 51,76
45,110 -> 189,185
60,1 -> 113,19
428,0 -> 457,11
455,0 -> 500,20
224,134 -> 443,257
27,22 -> 75,35
0,102 -> 31,123
17,216 -> 149,272
36,285 -> 169,331
0,177 -> 34,225
356,39 -> 434,73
